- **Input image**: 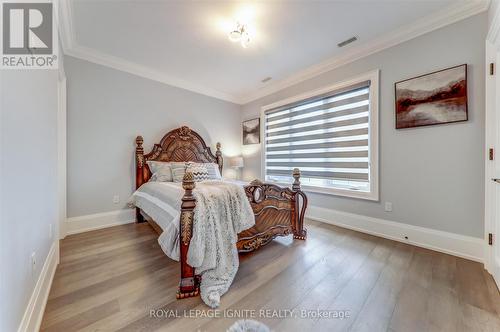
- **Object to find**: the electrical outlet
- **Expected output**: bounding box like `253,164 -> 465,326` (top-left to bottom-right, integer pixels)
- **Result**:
31,252 -> 36,277
384,202 -> 393,212
113,195 -> 120,204
49,223 -> 52,239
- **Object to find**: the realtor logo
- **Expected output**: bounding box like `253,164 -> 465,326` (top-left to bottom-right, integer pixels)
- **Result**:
1,1 -> 58,69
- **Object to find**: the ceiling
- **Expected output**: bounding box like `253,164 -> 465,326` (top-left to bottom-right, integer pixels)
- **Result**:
61,0 -> 488,104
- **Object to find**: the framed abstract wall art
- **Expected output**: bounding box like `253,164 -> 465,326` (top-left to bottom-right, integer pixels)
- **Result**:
395,64 -> 467,129
242,118 -> 260,145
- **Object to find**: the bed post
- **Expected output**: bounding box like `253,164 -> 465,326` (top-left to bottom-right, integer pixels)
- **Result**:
216,142 -> 223,175
135,136 -> 145,223
292,168 -> 301,191
292,168 -> 307,240
177,172 -> 200,299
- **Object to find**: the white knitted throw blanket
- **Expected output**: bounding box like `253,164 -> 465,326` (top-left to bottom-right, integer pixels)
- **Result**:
187,181 -> 255,308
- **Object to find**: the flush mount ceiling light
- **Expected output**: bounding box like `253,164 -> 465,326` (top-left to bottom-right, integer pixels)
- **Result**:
228,22 -> 251,48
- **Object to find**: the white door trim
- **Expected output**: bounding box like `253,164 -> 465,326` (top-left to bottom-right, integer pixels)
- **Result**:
484,40 -> 496,275
57,75 -> 67,239
485,2 -> 500,286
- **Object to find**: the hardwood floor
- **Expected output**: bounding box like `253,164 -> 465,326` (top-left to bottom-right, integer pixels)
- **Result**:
41,220 -> 500,332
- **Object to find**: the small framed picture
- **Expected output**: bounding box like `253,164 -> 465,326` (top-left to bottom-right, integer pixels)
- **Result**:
242,118 -> 260,145
395,64 -> 468,129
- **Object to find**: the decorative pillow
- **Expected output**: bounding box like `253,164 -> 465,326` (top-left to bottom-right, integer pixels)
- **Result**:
186,164 -> 210,182
204,163 -> 222,180
147,161 -> 172,182
188,162 -> 221,180
170,162 -> 187,182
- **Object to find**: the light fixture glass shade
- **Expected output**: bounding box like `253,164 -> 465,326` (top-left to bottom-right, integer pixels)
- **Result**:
228,22 -> 251,47
240,33 -> 251,48
228,30 -> 241,42
229,156 -> 244,168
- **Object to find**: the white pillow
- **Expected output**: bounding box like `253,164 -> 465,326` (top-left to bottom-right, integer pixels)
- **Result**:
147,161 -> 173,182
189,162 -> 221,180
186,164 -> 210,182
205,163 -> 222,180
170,162 -> 187,182
168,162 -> 221,182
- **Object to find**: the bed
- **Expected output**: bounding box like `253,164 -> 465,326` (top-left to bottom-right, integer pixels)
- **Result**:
134,126 -> 308,299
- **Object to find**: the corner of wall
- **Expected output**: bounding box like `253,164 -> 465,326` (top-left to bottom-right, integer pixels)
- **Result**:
65,209 -> 135,236
306,206 -> 485,263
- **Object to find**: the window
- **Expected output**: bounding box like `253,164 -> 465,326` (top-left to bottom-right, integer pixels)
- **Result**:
262,70 -> 379,200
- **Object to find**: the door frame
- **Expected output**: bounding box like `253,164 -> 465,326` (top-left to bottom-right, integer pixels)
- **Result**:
485,3 -> 500,286
57,71 -> 67,240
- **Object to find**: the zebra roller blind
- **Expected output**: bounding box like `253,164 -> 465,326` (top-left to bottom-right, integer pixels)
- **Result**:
264,80 -> 371,191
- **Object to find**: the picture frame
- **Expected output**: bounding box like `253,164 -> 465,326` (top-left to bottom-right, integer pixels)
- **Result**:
242,118 -> 260,145
395,64 -> 468,129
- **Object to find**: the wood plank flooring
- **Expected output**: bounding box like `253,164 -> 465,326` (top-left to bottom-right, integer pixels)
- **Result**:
41,220 -> 500,332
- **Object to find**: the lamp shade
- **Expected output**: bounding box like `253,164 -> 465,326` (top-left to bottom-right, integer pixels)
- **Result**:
229,156 -> 244,168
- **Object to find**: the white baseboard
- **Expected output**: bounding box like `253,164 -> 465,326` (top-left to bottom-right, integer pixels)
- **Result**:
493,257 -> 500,288
65,209 -> 135,236
64,206 -> 485,262
306,206 -> 485,263
17,240 -> 59,332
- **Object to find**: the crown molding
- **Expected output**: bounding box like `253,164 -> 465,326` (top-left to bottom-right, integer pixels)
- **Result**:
58,0 -> 76,52
239,0 -> 490,104
487,0 -> 500,47
64,45 -> 241,103
59,0 -> 489,105
58,0 -> 240,104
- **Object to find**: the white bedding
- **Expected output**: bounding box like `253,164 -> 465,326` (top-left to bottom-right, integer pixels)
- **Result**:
130,181 -> 184,260
129,179 -> 255,308
130,181 -> 248,261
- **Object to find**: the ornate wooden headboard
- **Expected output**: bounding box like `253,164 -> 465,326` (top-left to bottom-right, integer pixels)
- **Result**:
135,126 -> 223,189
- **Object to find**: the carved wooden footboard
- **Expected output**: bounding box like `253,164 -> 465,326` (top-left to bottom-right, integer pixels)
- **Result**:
238,172 -> 308,252
176,170 -> 307,299
134,126 -> 308,300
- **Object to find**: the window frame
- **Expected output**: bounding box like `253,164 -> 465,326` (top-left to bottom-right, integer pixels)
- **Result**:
260,69 -> 379,201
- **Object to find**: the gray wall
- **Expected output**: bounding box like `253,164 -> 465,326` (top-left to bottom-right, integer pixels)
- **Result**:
241,13 -> 487,238
1,70 -> 59,331
65,56 -> 242,217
